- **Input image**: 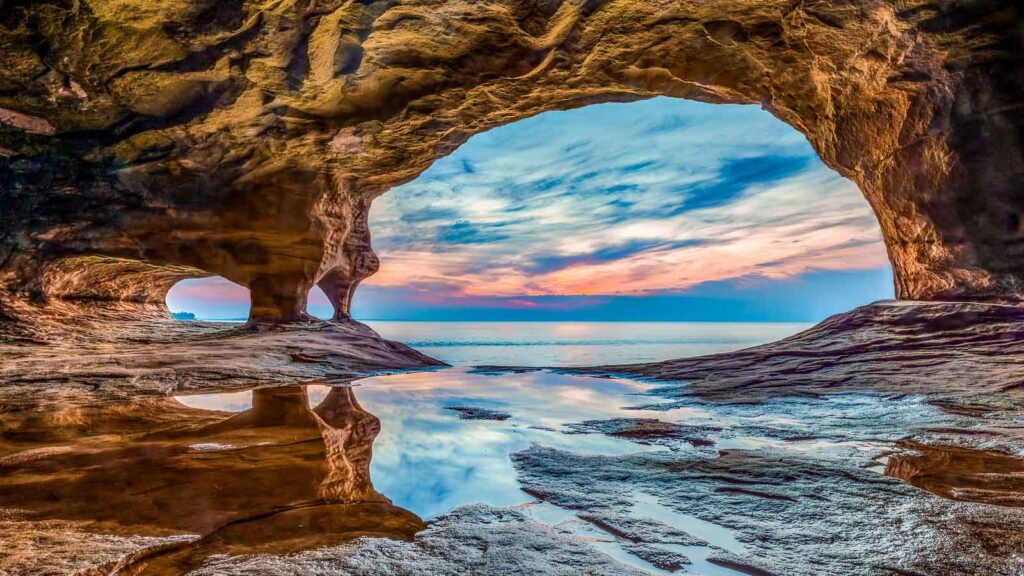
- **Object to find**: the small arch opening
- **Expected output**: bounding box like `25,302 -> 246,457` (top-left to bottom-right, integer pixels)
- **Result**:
307,285 -> 334,320
166,276 -> 251,322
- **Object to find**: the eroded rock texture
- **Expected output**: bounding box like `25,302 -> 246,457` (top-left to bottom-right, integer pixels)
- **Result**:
583,300 -> 1024,401
0,316 -> 444,405
512,445 -> 1024,575
1,0 -> 1022,326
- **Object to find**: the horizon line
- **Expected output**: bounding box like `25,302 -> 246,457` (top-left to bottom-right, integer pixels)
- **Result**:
176,316 -> 817,324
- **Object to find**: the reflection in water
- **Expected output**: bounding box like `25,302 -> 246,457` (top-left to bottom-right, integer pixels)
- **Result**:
885,440 -> 1024,507
0,386 -> 423,575
2,369 -> 1022,575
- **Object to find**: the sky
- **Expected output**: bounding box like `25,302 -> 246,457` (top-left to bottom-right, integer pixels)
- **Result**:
167,97 -> 894,322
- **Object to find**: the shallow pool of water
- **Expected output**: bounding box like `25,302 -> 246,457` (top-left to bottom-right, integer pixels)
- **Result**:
170,367 -> 961,575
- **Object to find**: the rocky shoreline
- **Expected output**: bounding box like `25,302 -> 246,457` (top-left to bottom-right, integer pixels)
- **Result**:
0,309 -> 444,409
577,300 -> 1024,403
2,300 -> 1022,575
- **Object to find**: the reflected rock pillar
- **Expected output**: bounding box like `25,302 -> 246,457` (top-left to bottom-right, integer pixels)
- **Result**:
313,387 -> 384,502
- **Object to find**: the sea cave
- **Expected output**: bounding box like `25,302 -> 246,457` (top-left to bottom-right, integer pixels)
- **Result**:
1,1 -> 1023,574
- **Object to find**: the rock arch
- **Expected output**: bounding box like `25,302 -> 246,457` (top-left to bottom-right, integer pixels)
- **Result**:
0,0 -> 1021,326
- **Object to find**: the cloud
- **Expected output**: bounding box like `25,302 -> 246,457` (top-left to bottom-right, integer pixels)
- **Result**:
672,154 -> 811,212
351,267 -> 894,322
435,220 -> 513,245
166,276 -> 247,303
523,239 -> 709,275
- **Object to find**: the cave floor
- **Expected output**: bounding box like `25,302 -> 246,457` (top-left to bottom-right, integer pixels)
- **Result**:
1,301 -> 1023,575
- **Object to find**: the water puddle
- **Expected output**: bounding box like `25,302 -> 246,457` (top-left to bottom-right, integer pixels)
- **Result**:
632,492 -> 745,554
523,501 -> 746,576
884,439 -> 1024,507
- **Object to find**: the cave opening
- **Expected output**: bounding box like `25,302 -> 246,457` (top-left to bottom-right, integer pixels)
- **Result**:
165,276 -> 251,322
166,278 -> 340,322
351,97 -> 894,324
1,3 -> 1022,572
2,0 -> 1020,335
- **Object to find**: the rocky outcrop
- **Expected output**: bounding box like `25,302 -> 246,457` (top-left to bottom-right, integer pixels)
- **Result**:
582,300 -> 1024,401
0,315 -> 445,405
512,444 -> 1024,575
445,406 -> 513,420
565,417 -> 718,448
1,0 -> 1023,326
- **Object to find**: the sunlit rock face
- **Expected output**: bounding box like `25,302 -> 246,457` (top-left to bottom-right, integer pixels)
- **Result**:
0,315 -> 445,399
0,0 -> 1022,325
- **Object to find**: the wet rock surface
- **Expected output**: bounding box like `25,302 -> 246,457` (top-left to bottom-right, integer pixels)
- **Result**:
582,301 -> 1024,402
622,543 -> 691,572
186,504 -> 648,576
566,418 -> 717,449
512,445 -> 1024,575
574,511 -> 708,546
0,1 -> 1021,571
0,314 -> 444,410
523,325 -> 1024,576
0,385 -> 426,575
2,363 -> 1023,575
1,298 -> 1022,575
445,406 -> 513,421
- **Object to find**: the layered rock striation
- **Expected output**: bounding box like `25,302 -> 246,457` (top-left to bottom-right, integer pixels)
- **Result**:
580,300 -> 1024,400
1,0 -> 1022,327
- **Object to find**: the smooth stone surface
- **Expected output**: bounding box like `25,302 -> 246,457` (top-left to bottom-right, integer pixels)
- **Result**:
566,418 -> 718,448
0,314 -> 444,409
2,361 -> 1022,575
512,445 -> 1024,575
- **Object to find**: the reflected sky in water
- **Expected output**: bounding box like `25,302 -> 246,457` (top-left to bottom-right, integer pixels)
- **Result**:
176,368 -> 919,521
179,369 -> 679,519
172,367 -> 962,575
174,369 -> 764,575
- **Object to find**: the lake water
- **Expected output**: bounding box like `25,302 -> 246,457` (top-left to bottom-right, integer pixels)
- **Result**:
363,321 -> 812,366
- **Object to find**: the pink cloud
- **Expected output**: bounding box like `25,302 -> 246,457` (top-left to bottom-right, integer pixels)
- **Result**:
364,220 -> 889,299
167,278 -> 249,304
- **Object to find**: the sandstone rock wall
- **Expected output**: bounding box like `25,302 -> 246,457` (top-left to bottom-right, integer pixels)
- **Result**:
1,0 -> 1021,325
